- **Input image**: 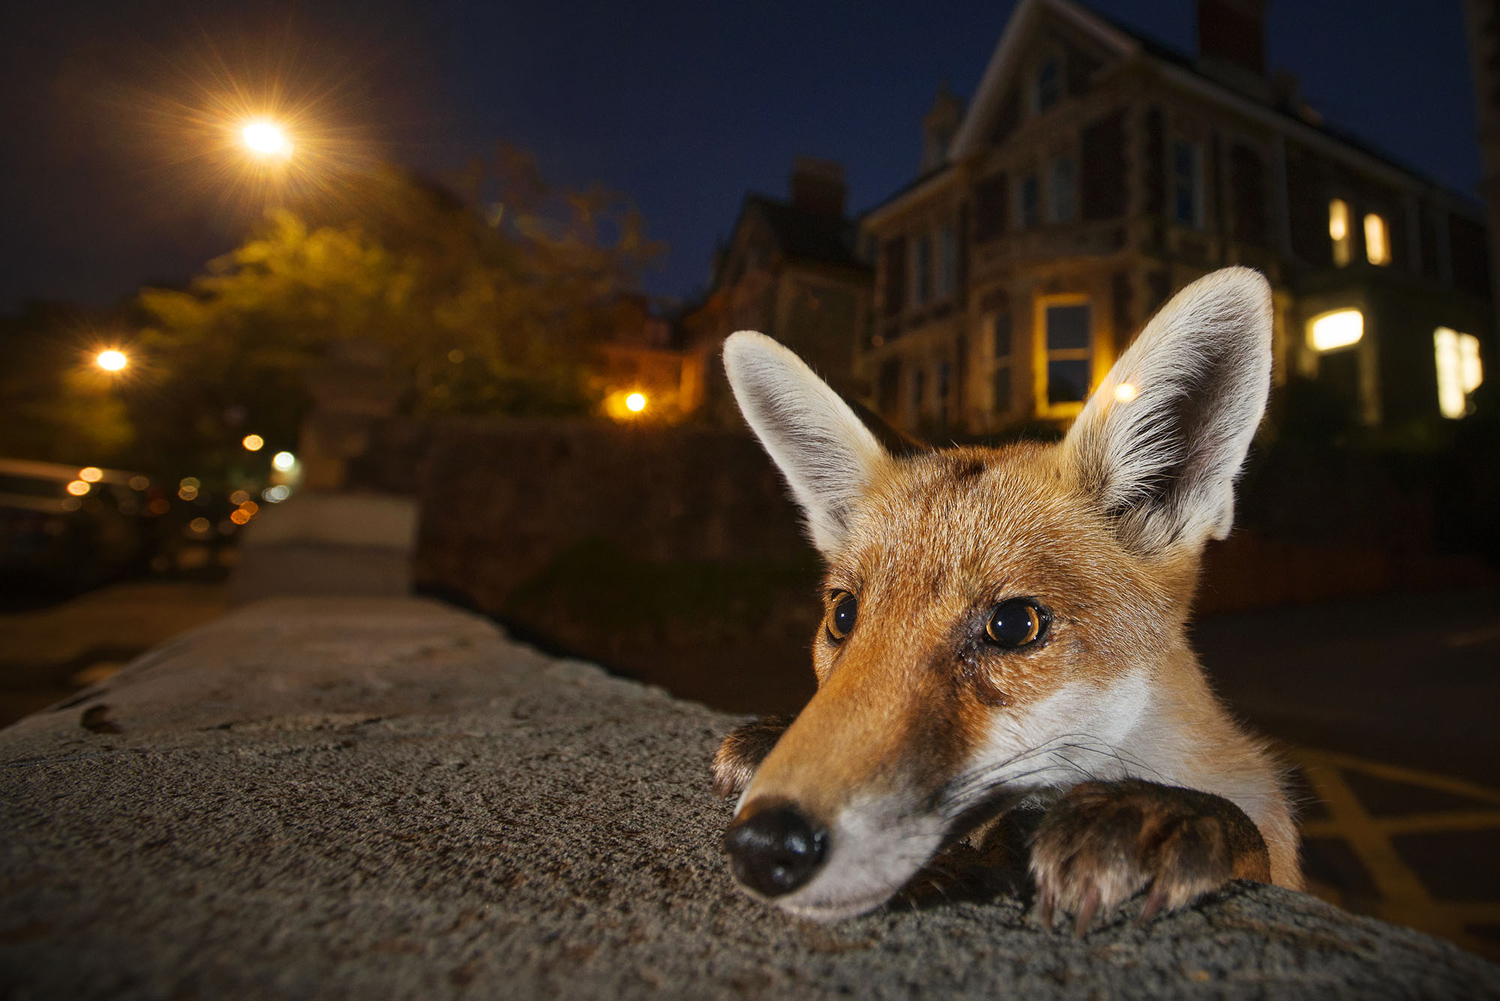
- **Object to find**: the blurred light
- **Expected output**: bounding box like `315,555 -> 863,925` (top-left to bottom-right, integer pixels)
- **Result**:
271,450 -> 295,471
242,434 -> 265,452
66,480 -> 91,497
178,486 -> 199,501
448,349 -> 465,364
263,485 -> 291,503
180,477 -> 200,489
230,489 -> 250,505
625,392 -> 647,413
1113,382 -> 1138,404
1435,327 -> 1485,419
230,510 -> 251,526
239,500 -> 260,516
96,349 -> 128,372
1308,309 -> 1363,352
189,517 -> 211,534
61,497 -> 82,512
1364,214 -> 1390,266
242,120 -> 292,159
78,467 -> 103,483
1329,199 -> 1351,267
148,498 -> 171,516
128,475 -> 150,491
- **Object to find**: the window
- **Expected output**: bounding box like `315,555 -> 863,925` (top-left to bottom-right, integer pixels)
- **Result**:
1364,213 -> 1390,266
1048,158 -> 1076,224
1171,140 -> 1203,227
912,236 -> 932,307
991,312 -> 1013,415
1329,199 -> 1352,267
878,358 -> 902,416
936,224 -> 957,299
1042,300 -> 1092,408
1034,57 -> 1061,112
1435,327 -> 1484,418
1307,309 -> 1363,352
937,360 -> 952,424
1019,173 -> 1041,229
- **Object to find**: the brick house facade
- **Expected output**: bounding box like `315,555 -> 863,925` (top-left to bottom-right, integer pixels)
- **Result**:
860,0 -> 1492,436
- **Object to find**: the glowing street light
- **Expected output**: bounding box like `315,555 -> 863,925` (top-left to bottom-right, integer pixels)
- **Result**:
241,120 -> 293,160
242,434 -> 265,452
96,349 -> 128,372
271,451 -> 296,472
625,392 -> 647,413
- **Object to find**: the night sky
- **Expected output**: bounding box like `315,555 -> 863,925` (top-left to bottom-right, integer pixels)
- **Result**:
0,0 -> 1481,315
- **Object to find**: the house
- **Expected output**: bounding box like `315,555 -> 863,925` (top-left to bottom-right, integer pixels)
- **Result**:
860,0 -> 1493,436
682,157 -> 872,424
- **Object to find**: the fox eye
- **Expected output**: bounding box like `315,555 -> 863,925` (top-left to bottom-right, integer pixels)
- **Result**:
986,599 -> 1048,648
826,592 -> 858,643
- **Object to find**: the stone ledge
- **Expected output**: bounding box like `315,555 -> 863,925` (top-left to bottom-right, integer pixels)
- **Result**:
2,597 -> 1496,1000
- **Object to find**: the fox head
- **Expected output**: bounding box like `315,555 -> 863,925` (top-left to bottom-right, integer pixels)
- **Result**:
717,267 -> 1274,920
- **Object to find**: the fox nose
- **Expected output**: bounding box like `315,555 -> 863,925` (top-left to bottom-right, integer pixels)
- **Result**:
724,803 -> 828,897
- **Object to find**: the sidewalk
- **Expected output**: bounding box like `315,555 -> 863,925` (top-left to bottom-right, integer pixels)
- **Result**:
0,579 -> 227,726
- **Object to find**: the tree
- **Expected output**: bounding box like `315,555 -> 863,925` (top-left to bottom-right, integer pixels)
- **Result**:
130,152 -> 660,476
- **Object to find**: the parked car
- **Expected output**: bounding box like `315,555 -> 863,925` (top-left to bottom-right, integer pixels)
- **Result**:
0,458 -> 155,592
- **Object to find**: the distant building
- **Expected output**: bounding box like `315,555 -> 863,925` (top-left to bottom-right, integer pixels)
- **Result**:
861,0 -> 1493,436
683,157 -> 872,424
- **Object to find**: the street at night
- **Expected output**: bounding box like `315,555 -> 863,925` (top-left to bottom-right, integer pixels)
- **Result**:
3,0 -> 1500,997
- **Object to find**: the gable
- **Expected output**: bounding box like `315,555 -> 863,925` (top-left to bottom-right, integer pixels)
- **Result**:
950,0 -> 1137,160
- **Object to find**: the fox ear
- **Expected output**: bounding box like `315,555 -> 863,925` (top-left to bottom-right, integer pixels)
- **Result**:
1062,267 -> 1273,556
723,331 -> 888,555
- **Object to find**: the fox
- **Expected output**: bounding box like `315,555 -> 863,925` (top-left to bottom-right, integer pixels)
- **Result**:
710,266 -> 1302,930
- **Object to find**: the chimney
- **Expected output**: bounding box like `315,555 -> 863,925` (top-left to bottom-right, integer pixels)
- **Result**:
789,157 -> 847,218
1197,0 -> 1270,99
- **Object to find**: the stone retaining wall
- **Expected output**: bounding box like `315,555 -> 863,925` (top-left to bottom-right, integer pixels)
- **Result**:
2,597 -> 1497,999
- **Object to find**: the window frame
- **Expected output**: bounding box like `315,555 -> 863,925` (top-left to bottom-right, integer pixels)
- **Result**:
990,310 -> 1014,418
1033,293 -> 1094,420
936,223 -> 957,299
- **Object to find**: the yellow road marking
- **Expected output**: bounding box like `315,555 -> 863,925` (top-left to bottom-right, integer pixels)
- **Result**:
1289,747 -> 1500,962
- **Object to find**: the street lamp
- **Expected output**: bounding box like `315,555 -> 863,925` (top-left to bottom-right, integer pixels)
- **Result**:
96,349 -> 128,372
241,119 -> 292,160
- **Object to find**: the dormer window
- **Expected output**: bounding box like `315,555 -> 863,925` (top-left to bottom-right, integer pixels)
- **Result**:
1034,57 -> 1061,113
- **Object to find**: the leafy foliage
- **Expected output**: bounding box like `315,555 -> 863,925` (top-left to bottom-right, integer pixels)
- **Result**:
129,152 -> 660,474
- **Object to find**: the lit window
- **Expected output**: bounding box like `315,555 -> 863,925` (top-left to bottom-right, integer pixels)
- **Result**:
1329,199 -> 1351,266
936,224 -> 957,299
1019,173 -> 1040,228
1034,57 -> 1061,112
1048,158 -> 1076,224
1307,309 -> 1363,352
1172,140 -> 1203,227
1364,213 -> 1390,266
1044,301 -> 1092,407
991,312 -> 1013,415
1435,327 -> 1484,418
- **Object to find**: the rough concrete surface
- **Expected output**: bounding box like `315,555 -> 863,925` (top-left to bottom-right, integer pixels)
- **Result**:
2,598 -> 1497,1000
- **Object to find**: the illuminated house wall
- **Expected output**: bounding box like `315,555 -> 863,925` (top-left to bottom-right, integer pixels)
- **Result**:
857,0 -> 1493,434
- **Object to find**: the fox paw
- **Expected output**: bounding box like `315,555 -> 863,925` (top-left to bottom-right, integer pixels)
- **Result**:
711,715 -> 793,799
1028,779 -> 1271,935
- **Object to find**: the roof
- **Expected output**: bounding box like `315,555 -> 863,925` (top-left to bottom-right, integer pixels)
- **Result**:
741,194 -> 866,271
874,0 -> 1483,223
